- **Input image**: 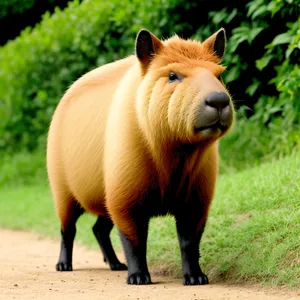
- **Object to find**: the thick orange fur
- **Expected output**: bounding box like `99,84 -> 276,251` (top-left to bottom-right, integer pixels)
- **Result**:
47,29 -> 233,247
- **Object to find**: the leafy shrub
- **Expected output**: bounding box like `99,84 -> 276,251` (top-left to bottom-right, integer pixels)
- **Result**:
0,0 -> 191,152
0,0 -> 72,45
217,0 -> 300,171
0,0 -> 299,171
0,0 -> 36,19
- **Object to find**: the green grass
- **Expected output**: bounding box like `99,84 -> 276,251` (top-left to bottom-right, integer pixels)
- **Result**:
0,151 -> 299,287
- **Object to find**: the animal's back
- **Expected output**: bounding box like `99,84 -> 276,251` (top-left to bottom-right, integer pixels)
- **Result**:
47,55 -> 136,217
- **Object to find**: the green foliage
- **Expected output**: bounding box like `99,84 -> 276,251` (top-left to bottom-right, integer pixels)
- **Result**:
219,2 -> 300,172
0,0 -> 71,46
0,0 -> 36,19
0,0 -> 299,170
0,0 -> 190,152
0,151 -> 46,187
195,0 -> 300,171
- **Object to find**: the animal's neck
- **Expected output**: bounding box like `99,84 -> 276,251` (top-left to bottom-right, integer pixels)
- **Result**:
150,140 -> 212,196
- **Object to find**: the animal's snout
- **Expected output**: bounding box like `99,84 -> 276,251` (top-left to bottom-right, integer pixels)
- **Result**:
193,91 -> 233,135
205,92 -> 230,111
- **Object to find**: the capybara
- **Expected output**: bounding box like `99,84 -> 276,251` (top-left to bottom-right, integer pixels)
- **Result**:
47,28 -> 234,285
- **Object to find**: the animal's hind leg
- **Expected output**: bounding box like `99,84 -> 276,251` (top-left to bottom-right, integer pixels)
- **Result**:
92,216 -> 127,271
56,196 -> 84,271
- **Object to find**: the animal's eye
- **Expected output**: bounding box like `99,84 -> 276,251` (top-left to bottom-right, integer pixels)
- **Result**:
168,72 -> 179,83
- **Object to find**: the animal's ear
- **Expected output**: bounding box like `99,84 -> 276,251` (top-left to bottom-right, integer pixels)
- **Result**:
202,28 -> 226,61
135,29 -> 163,70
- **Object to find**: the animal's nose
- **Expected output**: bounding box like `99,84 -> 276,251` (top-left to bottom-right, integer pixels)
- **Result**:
205,92 -> 230,110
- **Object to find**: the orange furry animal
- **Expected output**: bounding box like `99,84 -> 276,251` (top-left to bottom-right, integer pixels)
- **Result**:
47,28 -> 234,285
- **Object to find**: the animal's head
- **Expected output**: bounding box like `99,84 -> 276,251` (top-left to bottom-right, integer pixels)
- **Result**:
135,28 -> 234,146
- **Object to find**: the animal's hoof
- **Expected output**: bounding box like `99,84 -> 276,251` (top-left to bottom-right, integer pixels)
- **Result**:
110,263 -> 128,271
56,262 -> 73,271
127,272 -> 152,285
183,273 -> 209,285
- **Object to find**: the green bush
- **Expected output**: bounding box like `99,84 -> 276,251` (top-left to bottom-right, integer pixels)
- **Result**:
0,0 -> 191,152
0,0 -> 299,171
0,0 -> 36,19
0,0 -> 71,45
192,0 -> 299,171
217,1 -> 300,171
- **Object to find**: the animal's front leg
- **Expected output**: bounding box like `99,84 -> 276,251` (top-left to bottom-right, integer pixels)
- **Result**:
175,214 -> 209,285
119,216 -> 151,285
108,197 -> 151,285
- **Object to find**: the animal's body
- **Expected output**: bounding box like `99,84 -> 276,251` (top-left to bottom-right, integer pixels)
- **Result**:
47,28 -> 234,285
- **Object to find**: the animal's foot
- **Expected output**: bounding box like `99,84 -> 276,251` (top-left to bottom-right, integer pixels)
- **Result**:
183,273 -> 209,285
110,262 -> 128,271
127,272 -> 152,285
56,262 -> 73,271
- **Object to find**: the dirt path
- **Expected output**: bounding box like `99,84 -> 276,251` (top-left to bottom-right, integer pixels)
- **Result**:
0,229 -> 299,300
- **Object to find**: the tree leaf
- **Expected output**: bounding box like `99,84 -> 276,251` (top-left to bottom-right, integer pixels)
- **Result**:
246,79 -> 260,97
271,32 -> 292,46
226,8 -> 237,23
251,5 -> 268,20
248,27 -> 264,43
256,55 -> 273,70
224,66 -> 240,83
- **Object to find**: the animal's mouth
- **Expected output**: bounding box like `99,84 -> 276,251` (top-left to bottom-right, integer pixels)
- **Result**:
193,103 -> 233,137
194,121 -> 228,134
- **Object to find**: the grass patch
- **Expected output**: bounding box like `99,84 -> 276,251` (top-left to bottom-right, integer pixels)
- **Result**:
147,151 -> 300,287
0,152 -> 299,287
0,151 -> 47,186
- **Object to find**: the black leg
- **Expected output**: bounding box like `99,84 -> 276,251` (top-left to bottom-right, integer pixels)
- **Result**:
92,216 -> 127,271
175,216 -> 209,285
56,203 -> 84,271
119,218 -> 151,285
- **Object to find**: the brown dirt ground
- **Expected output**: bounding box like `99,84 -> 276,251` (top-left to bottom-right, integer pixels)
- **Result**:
0,229 -> 299,300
